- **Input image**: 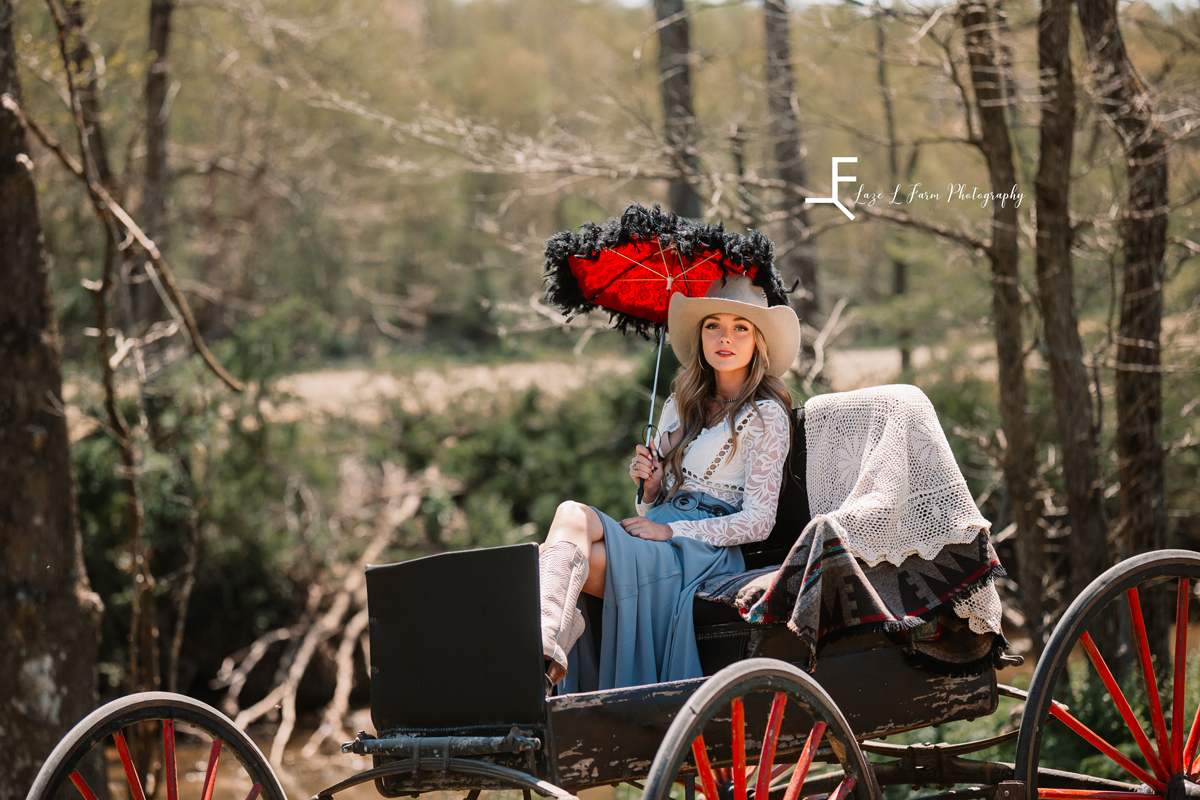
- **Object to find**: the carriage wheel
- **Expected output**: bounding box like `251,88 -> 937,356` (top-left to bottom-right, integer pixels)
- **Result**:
642,658 -> 878,800
1015,549 -> 1200,800
27,692 -> 286,800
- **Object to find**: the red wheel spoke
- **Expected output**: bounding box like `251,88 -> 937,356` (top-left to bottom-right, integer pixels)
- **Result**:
244,784 -> 264,800
1173,579 -> 1190,768
68,771 -> 101,800
732,698 -> 748,800
782,722 -> 827,800
1049,699 -> 1165,791
1187,701 -> 1200,778
715,769 -> 731,785
164,720 -> 179,800
693,735 -> 721,800
201,738 -> 223,800
755,693 -> 787,800
1038,791 -> 1153,800
1127,588 -> 1176,774
113,730 -> 150,800
826,775 -> 857,800
1080,632 -> 1169,781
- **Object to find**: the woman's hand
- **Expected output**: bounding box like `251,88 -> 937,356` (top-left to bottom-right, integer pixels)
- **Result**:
620,517 -> 673,541
629,443 -> 663,501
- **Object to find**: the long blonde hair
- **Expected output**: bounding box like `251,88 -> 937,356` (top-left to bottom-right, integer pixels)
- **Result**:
660,319 -> 793,501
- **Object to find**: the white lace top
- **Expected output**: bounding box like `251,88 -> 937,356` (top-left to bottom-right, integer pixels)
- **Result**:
635,395 -> 790,547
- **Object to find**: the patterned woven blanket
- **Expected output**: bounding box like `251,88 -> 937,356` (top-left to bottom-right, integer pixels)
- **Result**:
697,521 -> 1007,674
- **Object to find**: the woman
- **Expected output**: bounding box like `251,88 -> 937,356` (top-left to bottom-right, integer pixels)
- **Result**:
538,273 -> 800,691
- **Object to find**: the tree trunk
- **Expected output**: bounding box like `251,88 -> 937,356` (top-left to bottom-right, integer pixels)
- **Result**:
0,2 -> 101,795
764,0 -> 818,326
654,0 -> 701,219
959,0 -> 1046,650
61,0 -> 123,316
134,0 -> 173,326
136,0 -> 173,701
1076,0 -> 1169,665
1075,0 -> 1167,562
65,0 -> 115,192
1032,0 -> 1111,603
875,10 -> 909,370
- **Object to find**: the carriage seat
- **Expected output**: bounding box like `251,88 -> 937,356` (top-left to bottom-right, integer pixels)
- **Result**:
692,589 -> 803,675
693,595 -> 747,627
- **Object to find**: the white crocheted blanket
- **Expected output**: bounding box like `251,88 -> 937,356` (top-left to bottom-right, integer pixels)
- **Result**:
804,384 -> 1002,634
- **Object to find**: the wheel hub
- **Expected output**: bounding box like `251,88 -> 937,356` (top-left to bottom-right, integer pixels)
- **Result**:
1166,774 -> 1200,800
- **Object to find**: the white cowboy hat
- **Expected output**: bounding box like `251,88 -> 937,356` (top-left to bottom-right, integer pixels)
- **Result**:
667,274 -> 800,378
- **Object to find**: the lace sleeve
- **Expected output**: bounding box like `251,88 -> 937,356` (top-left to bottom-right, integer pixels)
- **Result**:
668,400 -> 789,546
635,395 -> 680,516
657,395 -> 680,436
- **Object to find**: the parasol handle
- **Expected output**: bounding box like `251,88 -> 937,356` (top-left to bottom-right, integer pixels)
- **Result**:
637,327 -> 666,504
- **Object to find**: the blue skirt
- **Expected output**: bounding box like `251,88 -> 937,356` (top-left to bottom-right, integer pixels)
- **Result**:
560,492 -> 745,693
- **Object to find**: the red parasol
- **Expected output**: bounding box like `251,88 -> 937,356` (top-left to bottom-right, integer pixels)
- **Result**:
542,204 -> 791,500
543,204 -> 789,338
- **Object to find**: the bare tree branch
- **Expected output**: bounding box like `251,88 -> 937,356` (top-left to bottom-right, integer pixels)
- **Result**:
853,202 -> 991,253
12,96 -> 245,392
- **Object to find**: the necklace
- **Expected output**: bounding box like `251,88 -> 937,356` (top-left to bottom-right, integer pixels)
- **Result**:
713,395 -> 741,404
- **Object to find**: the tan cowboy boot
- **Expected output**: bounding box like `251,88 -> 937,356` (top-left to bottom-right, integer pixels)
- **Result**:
539,540 -> 590,687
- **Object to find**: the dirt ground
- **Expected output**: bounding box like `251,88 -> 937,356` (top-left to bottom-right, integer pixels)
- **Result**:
267,345 -> 941,425
271,355 -> 640,423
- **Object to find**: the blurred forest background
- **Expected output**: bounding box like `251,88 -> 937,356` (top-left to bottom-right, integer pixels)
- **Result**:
2,0 -> 1200,792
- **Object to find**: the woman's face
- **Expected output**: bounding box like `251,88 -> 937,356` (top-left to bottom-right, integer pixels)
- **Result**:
701,313 -> 756,377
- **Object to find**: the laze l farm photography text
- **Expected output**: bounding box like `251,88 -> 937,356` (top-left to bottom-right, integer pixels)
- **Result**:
854,183 -> 1026,208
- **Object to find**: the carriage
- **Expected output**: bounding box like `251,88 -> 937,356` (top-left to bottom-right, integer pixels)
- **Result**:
26,538 -> 1200,800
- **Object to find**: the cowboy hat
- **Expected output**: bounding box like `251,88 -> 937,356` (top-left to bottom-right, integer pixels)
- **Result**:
667,273 -> 800,378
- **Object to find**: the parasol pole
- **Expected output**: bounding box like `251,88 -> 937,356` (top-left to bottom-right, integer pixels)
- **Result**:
637,326 -> 666,503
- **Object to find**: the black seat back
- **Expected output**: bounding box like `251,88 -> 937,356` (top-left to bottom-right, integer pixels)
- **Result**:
366,542 -> 545,733
742,406 -> 810,569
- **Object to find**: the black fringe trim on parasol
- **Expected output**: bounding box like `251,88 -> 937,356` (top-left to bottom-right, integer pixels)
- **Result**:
543,203 -> 791,339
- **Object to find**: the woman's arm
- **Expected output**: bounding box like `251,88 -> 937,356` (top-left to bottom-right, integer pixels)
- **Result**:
667,400 -> 790,546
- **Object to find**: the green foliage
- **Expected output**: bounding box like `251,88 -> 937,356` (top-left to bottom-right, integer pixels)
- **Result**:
1037,663 -> 1146,783
217,296 -> 347,380
73,338 -> 320,694
382,355 -> 658,554
884,235 -> 991,324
